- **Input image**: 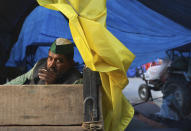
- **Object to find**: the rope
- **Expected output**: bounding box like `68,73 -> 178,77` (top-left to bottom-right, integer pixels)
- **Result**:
82,121 -> 104,131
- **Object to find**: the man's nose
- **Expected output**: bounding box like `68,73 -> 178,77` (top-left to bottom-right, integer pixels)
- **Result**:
49,60 -> 56,67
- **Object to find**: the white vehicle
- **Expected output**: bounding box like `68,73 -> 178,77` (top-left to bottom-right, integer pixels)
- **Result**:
138,47 -> 191,119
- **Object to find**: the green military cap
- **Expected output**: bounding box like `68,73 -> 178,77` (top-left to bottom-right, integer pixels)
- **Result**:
50,38 -> 74,56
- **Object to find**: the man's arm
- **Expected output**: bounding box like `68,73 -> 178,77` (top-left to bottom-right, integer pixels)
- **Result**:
4,64 -> 37,85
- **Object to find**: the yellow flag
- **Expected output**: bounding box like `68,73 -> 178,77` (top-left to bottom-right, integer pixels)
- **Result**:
37,0 -> 135,130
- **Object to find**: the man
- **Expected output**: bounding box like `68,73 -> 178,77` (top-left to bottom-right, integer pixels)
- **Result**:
5,38 -> 82,85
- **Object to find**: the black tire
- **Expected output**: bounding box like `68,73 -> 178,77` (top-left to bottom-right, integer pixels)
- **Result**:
138,84 -> 151,102
162,75 -> 191,118
173,87 -> 191,118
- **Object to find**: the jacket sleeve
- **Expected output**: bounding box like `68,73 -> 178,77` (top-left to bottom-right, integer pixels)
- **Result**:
4,64 -> 37,85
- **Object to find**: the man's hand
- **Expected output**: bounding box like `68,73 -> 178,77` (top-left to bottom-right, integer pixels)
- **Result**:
38,68 -> 57,84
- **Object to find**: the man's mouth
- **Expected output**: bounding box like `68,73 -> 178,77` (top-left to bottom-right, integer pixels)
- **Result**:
48,67 -> 57,72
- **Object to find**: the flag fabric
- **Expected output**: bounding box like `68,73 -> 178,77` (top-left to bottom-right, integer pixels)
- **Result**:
37,0 -> 135,130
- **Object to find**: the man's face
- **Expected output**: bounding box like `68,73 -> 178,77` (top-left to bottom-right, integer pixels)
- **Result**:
47,51 -> 72,75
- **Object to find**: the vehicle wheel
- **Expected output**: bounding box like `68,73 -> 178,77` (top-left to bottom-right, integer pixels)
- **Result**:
138,84 -> 151,102
163,76 -> 191,118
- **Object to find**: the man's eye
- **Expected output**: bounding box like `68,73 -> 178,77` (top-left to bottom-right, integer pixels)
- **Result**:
57,59 -> 64,63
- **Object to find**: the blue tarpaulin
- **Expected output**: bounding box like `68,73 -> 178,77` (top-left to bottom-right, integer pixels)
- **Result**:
6,0 -> 191,72
5,6 -> 83,70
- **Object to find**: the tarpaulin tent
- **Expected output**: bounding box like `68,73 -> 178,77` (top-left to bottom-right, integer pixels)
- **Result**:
139,0 -> 191,30
5,0 -> 191,69
106,0 -> 191,67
